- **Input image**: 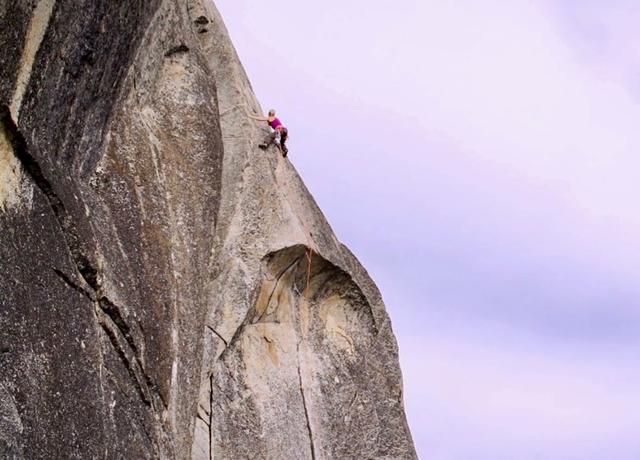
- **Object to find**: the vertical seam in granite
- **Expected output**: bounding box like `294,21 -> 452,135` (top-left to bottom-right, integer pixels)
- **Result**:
208,373 -> 214,460
296,340 -> 317,460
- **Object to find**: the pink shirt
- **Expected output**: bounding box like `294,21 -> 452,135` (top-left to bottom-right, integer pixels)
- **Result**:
268,117 -> 283,130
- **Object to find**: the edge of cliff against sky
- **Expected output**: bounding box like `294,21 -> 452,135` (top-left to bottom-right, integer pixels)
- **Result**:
217,1 -> 640,459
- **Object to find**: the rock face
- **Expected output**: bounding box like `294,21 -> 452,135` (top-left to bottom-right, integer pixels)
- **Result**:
0,1 -> 416,459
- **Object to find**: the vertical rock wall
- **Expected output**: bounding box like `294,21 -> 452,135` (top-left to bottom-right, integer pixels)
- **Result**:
1,1 -> 222,457
0,1 -> 416,459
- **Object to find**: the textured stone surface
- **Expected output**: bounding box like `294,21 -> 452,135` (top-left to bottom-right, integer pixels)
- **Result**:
0,1 -> 416,459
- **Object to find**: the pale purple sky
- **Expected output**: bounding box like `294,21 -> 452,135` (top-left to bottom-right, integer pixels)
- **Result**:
215,1 -> 640,458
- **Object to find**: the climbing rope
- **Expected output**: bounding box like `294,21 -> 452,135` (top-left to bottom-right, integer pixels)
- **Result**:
269,148 -> 317,298
303,247 -> 313,297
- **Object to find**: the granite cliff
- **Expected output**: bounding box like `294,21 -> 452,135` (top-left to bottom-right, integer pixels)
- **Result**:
0,1 -> 416,458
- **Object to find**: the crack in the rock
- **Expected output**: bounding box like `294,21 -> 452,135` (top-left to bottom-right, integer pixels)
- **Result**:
196,412 -> 210,427
296,340 -> 317,460
0,105 -> 99,291
97,307 -> 152,408
217,255 -> 304,361
101,364 -> 159,457
52,265 -> 162,409
347,391 -> 360,413
99,296 -> 167,410
290,252 -> 318,460
100,297 -> 137,355
52,268 -> 95,300
255,255 -> 303,323
208,373 -> 214,460
206,325 -> 228,347
164,44 -> 189,57
0,106 -> 163,412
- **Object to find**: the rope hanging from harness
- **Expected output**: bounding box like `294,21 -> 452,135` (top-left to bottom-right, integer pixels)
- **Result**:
303,247 -> 313,297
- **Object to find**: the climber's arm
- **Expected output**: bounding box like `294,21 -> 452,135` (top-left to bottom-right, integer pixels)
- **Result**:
245,107 -> 268,122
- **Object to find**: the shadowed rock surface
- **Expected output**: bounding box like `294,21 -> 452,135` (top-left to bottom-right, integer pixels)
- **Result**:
0,1 -> 416,459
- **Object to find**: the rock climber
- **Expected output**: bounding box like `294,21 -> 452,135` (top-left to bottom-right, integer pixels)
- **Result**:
246,108 -> 289,157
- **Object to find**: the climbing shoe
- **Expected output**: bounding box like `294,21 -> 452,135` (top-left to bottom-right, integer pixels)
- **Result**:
258,143 -> 267,150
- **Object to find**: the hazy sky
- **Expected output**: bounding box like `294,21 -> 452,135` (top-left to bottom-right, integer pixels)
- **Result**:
215,1 -> 640,458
